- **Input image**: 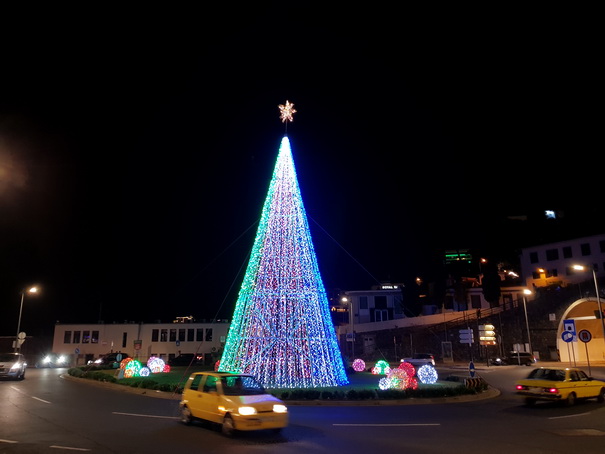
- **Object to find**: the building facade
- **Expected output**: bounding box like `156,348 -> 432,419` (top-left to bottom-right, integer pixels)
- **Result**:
51,320 -> 230,366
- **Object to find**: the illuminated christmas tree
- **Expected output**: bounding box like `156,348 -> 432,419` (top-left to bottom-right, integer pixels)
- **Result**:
218,101 -> 349,389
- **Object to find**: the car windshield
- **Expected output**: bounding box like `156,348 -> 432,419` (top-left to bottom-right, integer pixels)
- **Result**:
527,368 -> 565,381
0,354 -> 19,362
222,375 -> 266,396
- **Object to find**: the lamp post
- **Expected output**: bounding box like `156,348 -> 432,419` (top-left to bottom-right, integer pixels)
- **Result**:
572,265 -> 605,347
14,286 -> 38,353
341,296 -> 354,359
522,289 -> 533,360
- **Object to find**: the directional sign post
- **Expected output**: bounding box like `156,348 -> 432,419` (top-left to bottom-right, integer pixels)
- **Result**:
578,329 -> 592,376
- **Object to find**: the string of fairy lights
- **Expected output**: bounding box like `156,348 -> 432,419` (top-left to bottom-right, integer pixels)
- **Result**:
218,107 -> 348,388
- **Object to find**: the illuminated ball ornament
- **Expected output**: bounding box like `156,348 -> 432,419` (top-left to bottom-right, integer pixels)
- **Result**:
124,359 -> 142,378
372,360 -> 391,375
417,365 -> 438,384
386,368 -> 410,390
398,361 -> 416,378
163,364 -> 171,373
119,357 -> 134,369
214,360 -> 220,371
379,377 -> 397,390
147,357 -> 166,374
139,367 -> 150,377
352,359 -> 365,372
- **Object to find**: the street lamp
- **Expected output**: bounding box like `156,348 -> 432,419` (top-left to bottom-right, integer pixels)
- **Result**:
572,264 -> 605,346
521,289 -> 533,361
341,296 -> 354,359
14,286 -> 39,353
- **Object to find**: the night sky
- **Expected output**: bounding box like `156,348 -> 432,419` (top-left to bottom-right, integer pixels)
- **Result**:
0,6 -> 600,338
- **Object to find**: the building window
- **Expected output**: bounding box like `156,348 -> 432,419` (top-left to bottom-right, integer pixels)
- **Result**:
394,296 -> 403,314
205,328 -> 213,342
546,249 -> 559,261
359,296 -> 368,310
169,329 -> 177,342
152,329 -> 159,342
160,329 -> 167,342
73,331 -> 81,343
178,329 -> 186,342
196,328 -> 204,342
375,295 -> 387,309
64,331 -> 72,343
581,243 -> 591,256
82,330 -> 91,343
563,246 -> 572,258
529,251 -> 539,264
373,309 -> 388,322
187,329 -> 194,342
470,294 -> 482,309
122,332 -> 127,349
91,331 -> 99,343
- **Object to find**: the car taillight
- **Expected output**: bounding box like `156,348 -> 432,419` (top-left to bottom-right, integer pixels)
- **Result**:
546,387 -> 558,394
516,385 -> 528,390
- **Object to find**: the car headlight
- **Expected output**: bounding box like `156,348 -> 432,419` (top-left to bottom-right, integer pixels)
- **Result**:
42,356 -> 52,364
273,404 -> 288,413
10,362 -> 23,371
238,406 -> 257,416
57,355 -> 67,364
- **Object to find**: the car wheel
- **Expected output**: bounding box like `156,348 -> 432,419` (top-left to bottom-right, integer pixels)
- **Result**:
222,414 -> 236,437
180,406 -> 193,425
19,370 -> 25,380
525,398 -> 536,407
565,392 -> 577,406
597,388 -> 605,403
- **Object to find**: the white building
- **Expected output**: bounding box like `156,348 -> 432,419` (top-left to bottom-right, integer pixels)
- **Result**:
519,233 -> 605,289
51,320 -> 230,366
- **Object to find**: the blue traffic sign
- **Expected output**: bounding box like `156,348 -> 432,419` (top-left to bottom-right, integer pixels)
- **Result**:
561,331 -> 574,343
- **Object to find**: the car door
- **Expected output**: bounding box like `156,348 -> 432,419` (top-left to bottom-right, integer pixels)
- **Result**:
575,370 -> 597,398
198,375 -> 223,424
185,374 -> 205,419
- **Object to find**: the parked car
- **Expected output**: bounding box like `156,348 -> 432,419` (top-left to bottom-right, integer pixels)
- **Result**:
89,352 -> 132,368
179,371 -> 288,436
169,353 -> 203,367
515,366 -> 605,406
491,351 -> 537,366
36,353 -> 69,368
0,352 -> 27,380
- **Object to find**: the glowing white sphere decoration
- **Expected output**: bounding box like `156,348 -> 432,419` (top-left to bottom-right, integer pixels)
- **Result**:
417,365 -> 438,384
139,367 -> 150,377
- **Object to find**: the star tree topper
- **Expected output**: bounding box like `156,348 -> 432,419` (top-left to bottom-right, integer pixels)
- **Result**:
278,100 -> 297,123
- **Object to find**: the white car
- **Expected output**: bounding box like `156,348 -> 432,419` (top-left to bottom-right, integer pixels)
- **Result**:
0,353 -> 27,380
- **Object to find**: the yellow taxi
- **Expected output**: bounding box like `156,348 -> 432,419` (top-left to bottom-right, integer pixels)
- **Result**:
179,371 -> 288,436
515,366 -> 605,406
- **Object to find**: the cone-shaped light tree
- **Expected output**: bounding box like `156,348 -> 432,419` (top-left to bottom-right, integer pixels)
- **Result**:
219,106 -> 349,388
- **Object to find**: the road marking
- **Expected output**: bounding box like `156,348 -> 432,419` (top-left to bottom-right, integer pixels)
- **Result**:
50,446 -> 92,451
113,412 -> 180,419
10,386 -> 52,404
555,429 -> 605,436
0,439 -> 18,444
334,423 -> 440,427
549,412 -> 591,419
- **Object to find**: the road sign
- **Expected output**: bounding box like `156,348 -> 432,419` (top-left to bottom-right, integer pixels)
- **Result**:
75,348 -> 80,354
459,328 -> 474,344
469,361 -> 475,378
578,329 -> 592,343
478,324 -> 497,345
561,331 -> 574,343
563,319 -> 577,341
